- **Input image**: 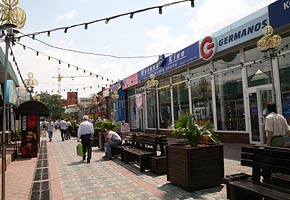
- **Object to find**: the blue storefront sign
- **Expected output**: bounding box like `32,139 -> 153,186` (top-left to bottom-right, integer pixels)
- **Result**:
137,42 -> 199,82
269,0 -> 290,29
117,90 -> 125,122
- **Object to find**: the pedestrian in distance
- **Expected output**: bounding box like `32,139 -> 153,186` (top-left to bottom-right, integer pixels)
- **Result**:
59,119 -> 68,141
77,115 -> 94,163
265,102 -> 290,147
46,118 -> 54,142
66,120 -> 72,139
102,128 -> 121,161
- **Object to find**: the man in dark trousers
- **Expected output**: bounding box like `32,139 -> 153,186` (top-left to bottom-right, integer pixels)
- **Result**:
77,115 -> 94,163
59,119 -> 68,141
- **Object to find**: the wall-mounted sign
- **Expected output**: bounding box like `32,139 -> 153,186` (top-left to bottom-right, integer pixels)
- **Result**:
214,11 -> 269,53
199,36 -> 217,60
137,42 -> 199,82
6,80 -> 18,105
269,0 -> 290,29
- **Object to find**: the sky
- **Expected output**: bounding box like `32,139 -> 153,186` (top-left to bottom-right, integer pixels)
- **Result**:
1,0 -> 277,98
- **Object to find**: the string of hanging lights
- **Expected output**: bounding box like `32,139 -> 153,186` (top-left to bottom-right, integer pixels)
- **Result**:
17,32 -> 172,59
16,0 -> 195,40
15,41 -> 116,83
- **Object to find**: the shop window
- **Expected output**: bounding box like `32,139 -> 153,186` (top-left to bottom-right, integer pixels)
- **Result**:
172,72 -> 189,124
279,35 -> 290,121
190,63 -> 212,125
159,77 -> 171,129
146,88 -> 157,129
191,76 -> 212,125
214,63 -> 245,131
128,96 -> 136,128
244,47 -> 272,87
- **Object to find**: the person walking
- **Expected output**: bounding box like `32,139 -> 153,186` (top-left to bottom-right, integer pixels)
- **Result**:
59,119 -> 68,141
265,102 -> 290,147
46,118 -> 54,142
66,120 -> 72,139
77,115 -> 94,163
102,128 -> 121,161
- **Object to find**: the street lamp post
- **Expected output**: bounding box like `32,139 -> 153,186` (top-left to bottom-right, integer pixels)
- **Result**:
0,0 -> 26,199
147,74 -> 159,134
24,72 -> 38,99
257,25 -> 282,108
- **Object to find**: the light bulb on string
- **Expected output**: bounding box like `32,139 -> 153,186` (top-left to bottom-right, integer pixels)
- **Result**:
130,13 -> 134,19
191,0 -> 195,7
105,19 -> 109,24
64,28 -> 68,33
47,31 -> 50,37
84,24 -> 88,29
159,7 -> 162,14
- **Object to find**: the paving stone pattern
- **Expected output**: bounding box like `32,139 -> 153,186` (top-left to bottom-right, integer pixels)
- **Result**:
47,131 -> 251,200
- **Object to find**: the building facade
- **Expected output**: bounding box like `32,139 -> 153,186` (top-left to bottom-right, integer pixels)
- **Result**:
120,0 -> 290,144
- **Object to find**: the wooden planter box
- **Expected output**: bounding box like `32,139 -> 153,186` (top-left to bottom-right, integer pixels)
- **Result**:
166,144 -> 224,191
150,156 -> 167,175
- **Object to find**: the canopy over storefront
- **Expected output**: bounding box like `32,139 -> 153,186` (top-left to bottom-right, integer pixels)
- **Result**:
16,100 -> 50,116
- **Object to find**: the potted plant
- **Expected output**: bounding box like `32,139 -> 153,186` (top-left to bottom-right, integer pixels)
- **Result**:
167,113 -> 224,191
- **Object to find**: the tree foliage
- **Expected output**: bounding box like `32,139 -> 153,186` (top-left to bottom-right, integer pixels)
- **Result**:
36,93 -> 65,120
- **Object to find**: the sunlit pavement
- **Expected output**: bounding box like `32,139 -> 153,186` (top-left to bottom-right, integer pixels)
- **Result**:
1,130 -> 251,200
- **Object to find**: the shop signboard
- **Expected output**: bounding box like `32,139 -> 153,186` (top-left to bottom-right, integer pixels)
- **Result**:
117,90 -> 125,122
6,80 -> 18,105
213,9 -> 269,53
137,42 -> 199,82
269,0 -> 290,29
122,73 -> 138,90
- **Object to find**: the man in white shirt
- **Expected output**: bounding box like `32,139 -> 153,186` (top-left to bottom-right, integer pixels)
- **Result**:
265,102 -> 290,147
77,115 -> 94,163
102,129 -> 121,161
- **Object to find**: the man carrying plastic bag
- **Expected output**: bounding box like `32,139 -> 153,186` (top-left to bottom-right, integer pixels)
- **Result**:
77,115 -> 94,163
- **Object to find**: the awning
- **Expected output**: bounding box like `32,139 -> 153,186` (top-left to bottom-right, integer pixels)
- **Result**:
16,100 -> 50,116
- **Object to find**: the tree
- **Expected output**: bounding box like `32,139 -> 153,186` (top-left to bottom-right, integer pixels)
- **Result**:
36,93 -> 65,120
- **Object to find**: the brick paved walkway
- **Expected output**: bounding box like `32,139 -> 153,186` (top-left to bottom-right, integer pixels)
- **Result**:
1,130 -> 251,200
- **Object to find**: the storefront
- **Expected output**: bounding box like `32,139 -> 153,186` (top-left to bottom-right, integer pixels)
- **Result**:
121,0 -> 290,144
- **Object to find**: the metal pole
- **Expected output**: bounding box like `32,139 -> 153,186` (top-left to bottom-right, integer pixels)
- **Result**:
1,31 -> 10,200
155,86 -> 158,135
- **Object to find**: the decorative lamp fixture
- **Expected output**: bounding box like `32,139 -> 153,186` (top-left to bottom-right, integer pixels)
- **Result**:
111,90 -> 119,100
257,25 -> 282,53
0,0 -> 26,29
24,72 -> 38,94
147,74 -> 159,88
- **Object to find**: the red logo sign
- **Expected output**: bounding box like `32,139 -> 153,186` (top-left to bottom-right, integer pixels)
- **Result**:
199,36 -> 216,60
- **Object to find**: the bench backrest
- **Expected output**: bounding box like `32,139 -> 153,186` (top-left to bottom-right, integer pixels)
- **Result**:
241,146 -> 290,190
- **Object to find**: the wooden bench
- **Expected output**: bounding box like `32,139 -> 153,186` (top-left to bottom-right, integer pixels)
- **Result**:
111,132 -> 136,161
225,145 -> 290,200
123,133 -> 167,172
